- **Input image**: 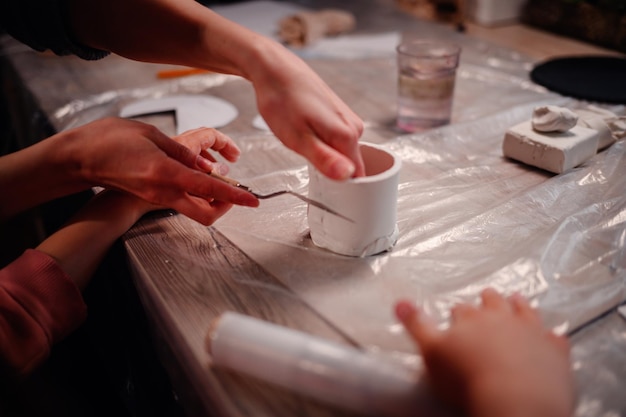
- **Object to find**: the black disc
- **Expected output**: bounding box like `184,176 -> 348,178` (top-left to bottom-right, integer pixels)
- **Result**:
530,56 -> 626,104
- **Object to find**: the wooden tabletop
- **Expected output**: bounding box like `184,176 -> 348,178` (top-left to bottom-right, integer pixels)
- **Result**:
464,22 -> 624,61
2,2 -> 626,416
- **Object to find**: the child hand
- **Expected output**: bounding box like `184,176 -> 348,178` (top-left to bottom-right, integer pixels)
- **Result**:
395,288 -> 575,417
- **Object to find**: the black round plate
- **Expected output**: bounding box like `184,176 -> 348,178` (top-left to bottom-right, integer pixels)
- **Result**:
530,56 -> 626,104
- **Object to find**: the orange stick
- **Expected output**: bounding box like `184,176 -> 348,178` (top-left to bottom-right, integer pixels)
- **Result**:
156,67 -> 212,79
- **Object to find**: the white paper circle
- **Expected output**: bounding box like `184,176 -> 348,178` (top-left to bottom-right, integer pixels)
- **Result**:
120,94 -> 238,134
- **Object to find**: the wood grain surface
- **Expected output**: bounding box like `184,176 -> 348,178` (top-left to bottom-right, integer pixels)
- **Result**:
124,212 -> 361,417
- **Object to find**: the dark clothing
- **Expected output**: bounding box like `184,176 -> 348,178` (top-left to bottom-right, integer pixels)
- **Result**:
0,0 -> 109,60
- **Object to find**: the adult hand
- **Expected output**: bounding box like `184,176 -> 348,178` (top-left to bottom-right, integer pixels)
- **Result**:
249,42 -> 365,180
59,118 -> 258,225
395,289 -> 575,417
62,1 -> 365,180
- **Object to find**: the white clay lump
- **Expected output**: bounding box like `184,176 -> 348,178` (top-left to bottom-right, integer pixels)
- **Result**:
502,105 -> 604,174
531,105 -> 578,133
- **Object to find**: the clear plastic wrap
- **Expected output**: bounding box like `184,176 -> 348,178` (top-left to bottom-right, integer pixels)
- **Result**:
215,105 -> 626,353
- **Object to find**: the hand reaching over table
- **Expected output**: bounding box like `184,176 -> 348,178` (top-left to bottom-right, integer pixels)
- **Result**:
0,119 -> 259,225
0,125 -> 248,379
247,39 -> 366,180
16,0 -> 366,180
395,288 -> 576,417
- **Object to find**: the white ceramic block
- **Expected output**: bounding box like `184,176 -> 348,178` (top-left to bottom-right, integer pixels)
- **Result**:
206,312 -> 421,417
502,120 -> 599,174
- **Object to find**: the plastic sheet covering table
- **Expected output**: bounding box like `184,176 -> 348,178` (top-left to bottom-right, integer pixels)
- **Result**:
211,66 -> 626,415
215,19 -> 625,414
216,102 -> 626,352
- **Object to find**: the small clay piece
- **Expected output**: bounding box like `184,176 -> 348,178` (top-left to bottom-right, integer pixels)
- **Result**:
278,9 -> 356,47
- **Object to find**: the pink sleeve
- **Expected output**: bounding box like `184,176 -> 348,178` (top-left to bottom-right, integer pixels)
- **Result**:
0,249 -> 87,378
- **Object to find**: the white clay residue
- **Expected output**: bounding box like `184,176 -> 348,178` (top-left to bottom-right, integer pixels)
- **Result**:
532,105 -> 578,133
502,120 -> 599,174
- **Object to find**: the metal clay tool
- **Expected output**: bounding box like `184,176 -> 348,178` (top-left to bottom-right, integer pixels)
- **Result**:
209,171 -> 353,223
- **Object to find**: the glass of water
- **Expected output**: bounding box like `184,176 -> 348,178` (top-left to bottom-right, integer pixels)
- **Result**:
396,40 -> 461,133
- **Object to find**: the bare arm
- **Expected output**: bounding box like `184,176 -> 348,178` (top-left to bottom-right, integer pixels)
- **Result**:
32,126 -> 240,286
66,0 -> 253,75
35,191 -> 148,289
65,0 -> 365,179
0,127 -> 237,377
34,128 -> 238,287
0,121 -> 257,223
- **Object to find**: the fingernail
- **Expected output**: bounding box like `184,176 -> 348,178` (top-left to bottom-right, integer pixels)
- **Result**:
331,159 -> 355,180
212,162 -> 230,175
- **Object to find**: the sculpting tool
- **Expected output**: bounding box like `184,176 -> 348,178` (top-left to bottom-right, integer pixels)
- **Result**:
209,171 -> 353,222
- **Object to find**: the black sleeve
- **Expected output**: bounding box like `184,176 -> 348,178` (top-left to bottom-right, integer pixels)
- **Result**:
0,0 -> 109,60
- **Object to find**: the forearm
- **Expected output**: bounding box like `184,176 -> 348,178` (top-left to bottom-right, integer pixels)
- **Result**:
36,191 -> 149,289
64,0 -> 279,78
0,134 -> 88,221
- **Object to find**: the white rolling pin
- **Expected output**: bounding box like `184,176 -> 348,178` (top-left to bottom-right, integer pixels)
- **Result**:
205,312 -> 426,417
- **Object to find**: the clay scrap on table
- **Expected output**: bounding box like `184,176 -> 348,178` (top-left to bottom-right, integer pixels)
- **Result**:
277,9 -> 356,47
502,105 -> 624,174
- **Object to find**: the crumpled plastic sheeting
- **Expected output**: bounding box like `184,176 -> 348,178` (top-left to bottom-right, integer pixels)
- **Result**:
52,73 -> 238,132
570,311 -> 626,416
216,104 -> 626,354
214,115 -> 626,412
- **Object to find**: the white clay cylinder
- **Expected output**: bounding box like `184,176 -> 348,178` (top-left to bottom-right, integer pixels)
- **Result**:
206,312 -> 421,417
307,142 -> 402,257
